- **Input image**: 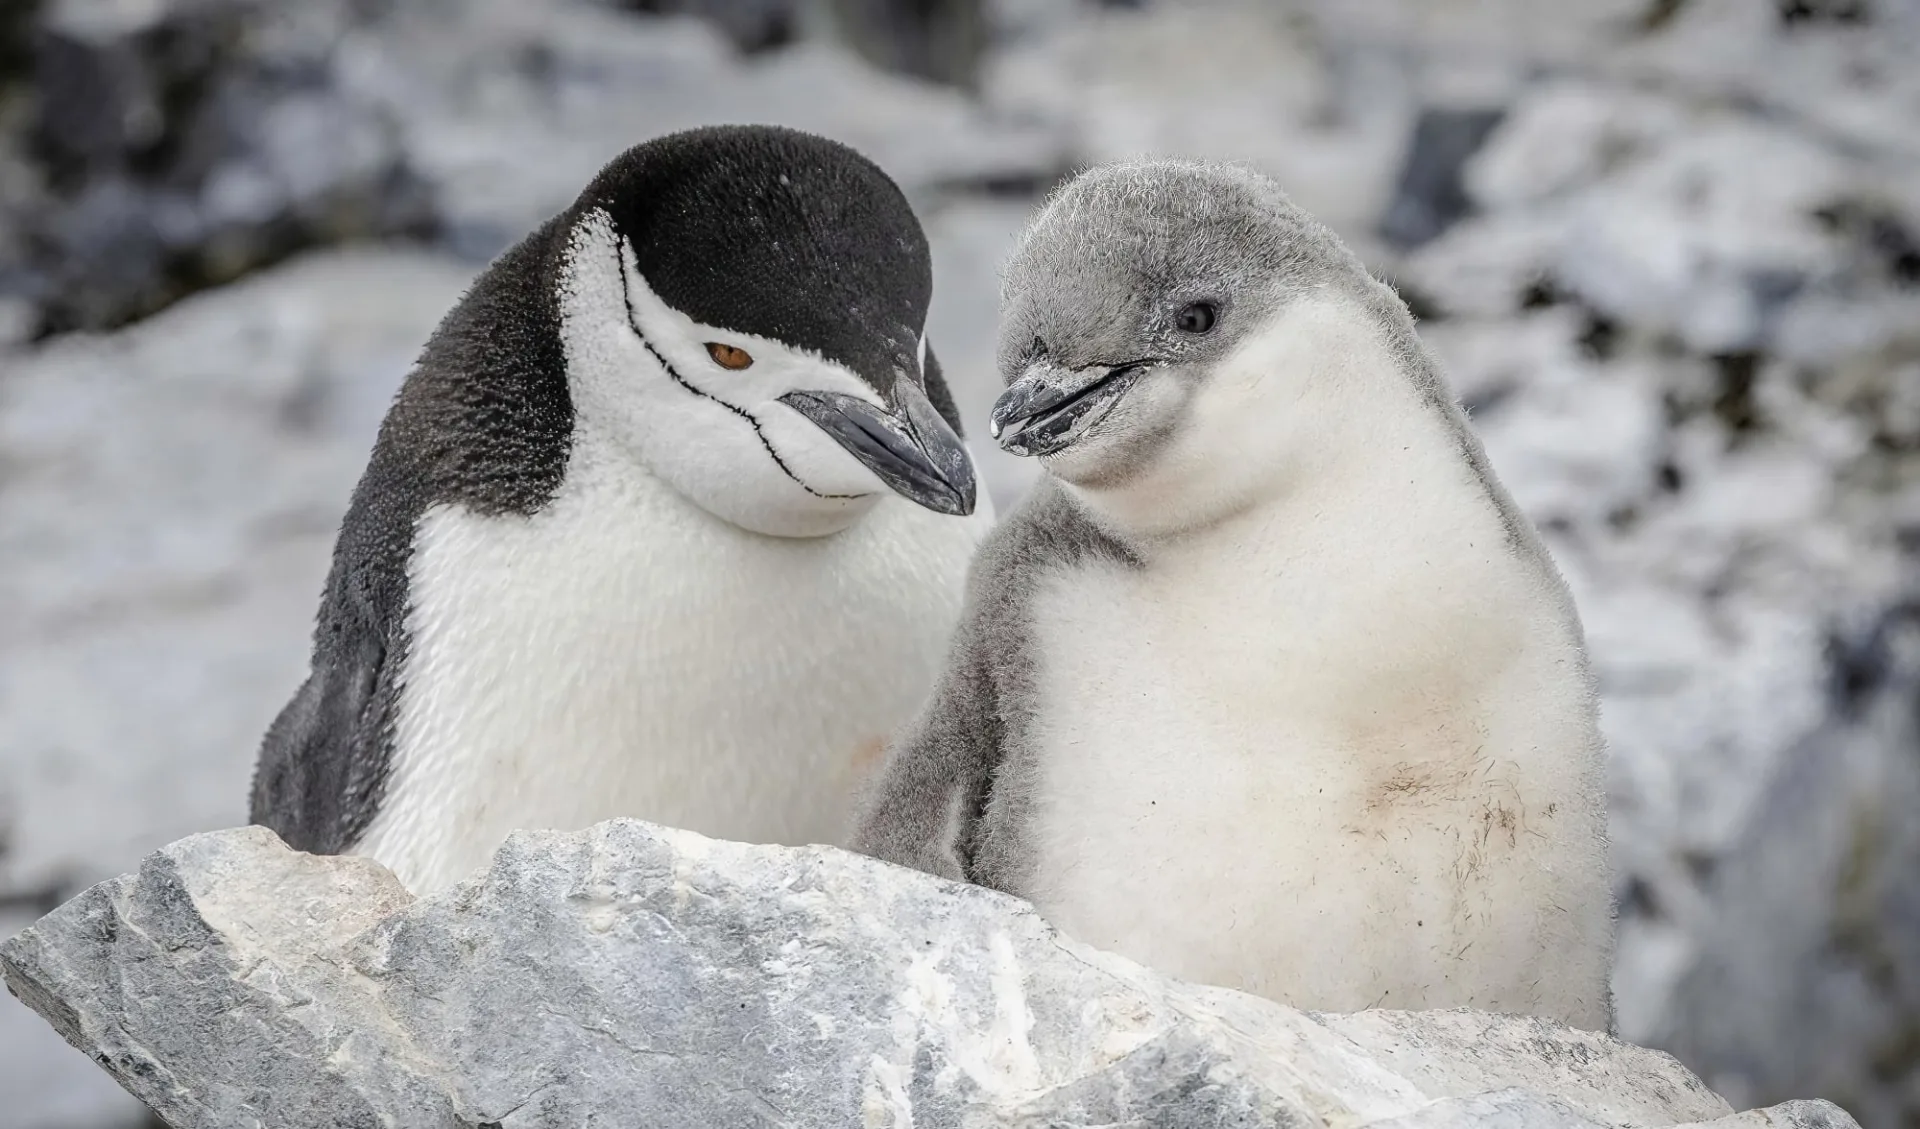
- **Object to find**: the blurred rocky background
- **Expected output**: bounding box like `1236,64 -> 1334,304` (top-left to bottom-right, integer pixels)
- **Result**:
0,0 -> 1916,1125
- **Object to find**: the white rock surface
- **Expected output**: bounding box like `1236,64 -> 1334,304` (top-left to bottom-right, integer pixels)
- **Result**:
0,821 -> 1860,1129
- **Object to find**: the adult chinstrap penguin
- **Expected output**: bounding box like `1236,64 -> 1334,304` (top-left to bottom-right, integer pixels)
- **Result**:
252,124 -> 993,895
852,159 -> 1614,1031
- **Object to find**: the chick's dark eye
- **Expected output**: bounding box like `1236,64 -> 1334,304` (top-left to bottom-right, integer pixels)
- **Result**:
1177,302 -> 1217,334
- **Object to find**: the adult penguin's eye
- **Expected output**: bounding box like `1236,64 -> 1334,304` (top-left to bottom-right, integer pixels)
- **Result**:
706,343 -> 754,370
1176,302 -> 1217,334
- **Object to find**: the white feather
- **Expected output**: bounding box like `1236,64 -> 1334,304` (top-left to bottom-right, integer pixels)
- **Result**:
353,211 -> 994,894
1021,296 -> 1612,1028
560,207 -> 911,539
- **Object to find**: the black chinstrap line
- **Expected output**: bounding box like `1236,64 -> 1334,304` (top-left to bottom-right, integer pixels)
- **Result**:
614,251 -> 862,501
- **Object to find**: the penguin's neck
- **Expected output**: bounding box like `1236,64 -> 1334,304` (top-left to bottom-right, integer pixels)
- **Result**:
1168,409 -> 1505,589
1071,294 -> 1511,574
1048,290 -> 1583,729
1128,410 -> 1534,666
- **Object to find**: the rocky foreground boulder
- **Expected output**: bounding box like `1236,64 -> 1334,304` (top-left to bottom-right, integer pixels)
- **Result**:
0,820 -> 1858,1129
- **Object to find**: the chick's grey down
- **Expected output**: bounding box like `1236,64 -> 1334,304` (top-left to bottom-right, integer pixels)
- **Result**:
250,125 -> 994,896
852,159 -> 1614,1030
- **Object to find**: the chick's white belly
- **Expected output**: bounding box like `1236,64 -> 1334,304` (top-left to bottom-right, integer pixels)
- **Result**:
1017,566 -> 1609,1023
354,487 -> 984,895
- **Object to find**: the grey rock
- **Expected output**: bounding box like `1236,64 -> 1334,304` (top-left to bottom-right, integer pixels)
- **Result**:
819,0 -> 987,89
1674,1100 -> 1873,1129
0,821 -> 1860,1129
1360,1090 -> 1615,1129
606,0 -> 803,53
1650,606 -> 1920,1129
1377,105 -> 1506,249
0,907 -> 150,1129
596,0 -> 993,86
11,0 -> 436,336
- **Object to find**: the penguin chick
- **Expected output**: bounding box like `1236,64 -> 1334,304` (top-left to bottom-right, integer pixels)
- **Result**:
852,159 -> 1613,1030
251,125 -> 993,895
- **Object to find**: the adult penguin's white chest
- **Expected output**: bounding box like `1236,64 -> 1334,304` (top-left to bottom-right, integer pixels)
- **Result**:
353,421 -> 991,895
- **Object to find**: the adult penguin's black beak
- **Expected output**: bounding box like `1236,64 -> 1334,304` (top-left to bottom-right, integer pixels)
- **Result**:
778,379 -> 978,516
989,358 -> 1154,457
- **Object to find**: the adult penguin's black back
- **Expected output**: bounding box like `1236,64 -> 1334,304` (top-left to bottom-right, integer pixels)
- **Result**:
251,125 -> 990,893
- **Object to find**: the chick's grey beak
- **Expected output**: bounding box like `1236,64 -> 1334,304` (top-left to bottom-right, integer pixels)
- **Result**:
990,360 -> 1148,458
778,380 -> 977,516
